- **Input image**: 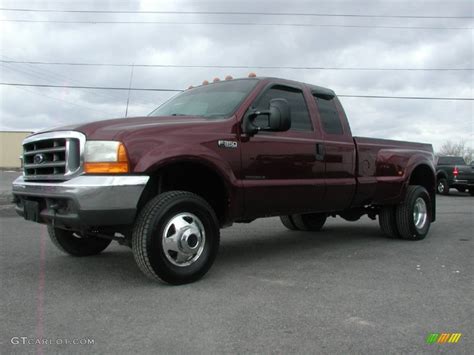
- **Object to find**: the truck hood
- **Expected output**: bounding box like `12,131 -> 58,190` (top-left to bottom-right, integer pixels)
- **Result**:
36,115 -> 213,140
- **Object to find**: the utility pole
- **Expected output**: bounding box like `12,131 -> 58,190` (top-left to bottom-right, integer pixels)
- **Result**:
124,64 -> 134,117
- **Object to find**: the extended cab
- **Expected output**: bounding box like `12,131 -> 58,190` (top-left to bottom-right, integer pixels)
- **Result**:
435,156 -> 474,195
12,76 -> 436,284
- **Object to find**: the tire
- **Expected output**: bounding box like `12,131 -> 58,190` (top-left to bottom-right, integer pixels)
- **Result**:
437,178 -> 449,195
396,185 -> 432,240
291,213 -> 327,231
378,206 -> 400,238
47,226 -> 111,256
280,215 -> 298,230
132,191 -> 220,285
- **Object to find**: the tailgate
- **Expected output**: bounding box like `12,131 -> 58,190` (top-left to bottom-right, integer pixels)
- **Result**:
456,165 -> 474,182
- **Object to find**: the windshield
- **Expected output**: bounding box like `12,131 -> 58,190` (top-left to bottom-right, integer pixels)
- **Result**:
149,79 -> 259,118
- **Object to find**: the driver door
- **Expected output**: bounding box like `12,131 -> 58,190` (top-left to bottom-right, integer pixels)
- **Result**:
240,83 -> 325,218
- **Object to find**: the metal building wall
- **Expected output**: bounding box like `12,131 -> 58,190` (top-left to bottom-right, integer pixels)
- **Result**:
0,131 -> 32,168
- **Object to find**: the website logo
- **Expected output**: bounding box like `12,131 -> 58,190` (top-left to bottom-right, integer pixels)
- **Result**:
426,333 -> 462,344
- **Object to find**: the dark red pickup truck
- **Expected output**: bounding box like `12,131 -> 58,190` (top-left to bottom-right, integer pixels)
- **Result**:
12,76 -> 436,284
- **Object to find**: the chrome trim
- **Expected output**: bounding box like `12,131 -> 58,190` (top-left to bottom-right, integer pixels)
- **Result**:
24,161 -> 66,169
413,197 -> 428,231
65,138 -> 71,175
162,212 -> 206,267
13,175 -> 149,188
23,146 -> 66,155
12,175 -> 149,211
22,131 -> 86,181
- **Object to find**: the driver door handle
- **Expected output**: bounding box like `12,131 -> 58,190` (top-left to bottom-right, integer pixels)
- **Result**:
315,143 -> 325,161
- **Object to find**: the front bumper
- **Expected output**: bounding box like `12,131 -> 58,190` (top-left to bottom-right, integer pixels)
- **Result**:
12,175 -> 149,229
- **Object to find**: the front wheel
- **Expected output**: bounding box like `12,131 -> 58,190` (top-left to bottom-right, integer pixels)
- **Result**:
132,191 -> 220,285
47,226 -> 111,256
396,186 -> 432,240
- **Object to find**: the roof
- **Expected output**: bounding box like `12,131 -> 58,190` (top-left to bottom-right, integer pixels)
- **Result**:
192,76 -> 336,98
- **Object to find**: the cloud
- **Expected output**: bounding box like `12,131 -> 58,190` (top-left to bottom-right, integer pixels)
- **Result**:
0,0 -> 472,151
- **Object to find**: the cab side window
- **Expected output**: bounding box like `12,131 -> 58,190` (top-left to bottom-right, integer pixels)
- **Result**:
253,85 -> 313,131
314,96 -> 344,135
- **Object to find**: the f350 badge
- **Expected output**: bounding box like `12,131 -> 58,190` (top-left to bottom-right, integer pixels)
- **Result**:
218,140 -> 238,149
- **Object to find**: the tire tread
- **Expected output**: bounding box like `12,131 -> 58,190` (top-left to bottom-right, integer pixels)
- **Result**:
280,215 -> 298,230
378,207 -> 400,238
396,185 -> 431,240
132,191 -> 219,284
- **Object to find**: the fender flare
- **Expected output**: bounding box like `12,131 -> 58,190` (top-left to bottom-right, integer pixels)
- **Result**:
435,170 -> 448,181
132,143 -> 240,205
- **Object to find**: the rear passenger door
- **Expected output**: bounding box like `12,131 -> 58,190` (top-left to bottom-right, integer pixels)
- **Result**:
240,83 -> 325,218
313,95 -> 356,211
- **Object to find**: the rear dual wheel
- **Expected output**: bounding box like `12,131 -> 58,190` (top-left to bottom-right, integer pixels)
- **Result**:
378,206 -> 400,238
379,185 -> 432,240
280,213 -> 327,232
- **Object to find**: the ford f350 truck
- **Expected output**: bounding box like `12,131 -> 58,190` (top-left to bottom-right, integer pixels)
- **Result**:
12,76 -> 436,284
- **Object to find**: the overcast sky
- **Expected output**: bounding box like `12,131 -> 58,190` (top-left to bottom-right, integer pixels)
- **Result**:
0,0 -> 472,151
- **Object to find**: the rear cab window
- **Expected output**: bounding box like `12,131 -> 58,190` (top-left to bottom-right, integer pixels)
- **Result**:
314,96 -> 344,135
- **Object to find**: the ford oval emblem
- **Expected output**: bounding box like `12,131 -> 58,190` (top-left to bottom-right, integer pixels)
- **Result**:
33,153 -> 46,164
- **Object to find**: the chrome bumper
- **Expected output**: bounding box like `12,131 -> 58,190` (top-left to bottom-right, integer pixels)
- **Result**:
12,175 -> 149,228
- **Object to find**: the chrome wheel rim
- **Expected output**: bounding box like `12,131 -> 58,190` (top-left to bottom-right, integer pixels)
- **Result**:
437,182 -> 444,193
162,212 -> 206,267
413,197 -> 428,230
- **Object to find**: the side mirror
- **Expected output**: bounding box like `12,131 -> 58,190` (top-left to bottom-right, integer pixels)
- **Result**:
243,98 -> 291,136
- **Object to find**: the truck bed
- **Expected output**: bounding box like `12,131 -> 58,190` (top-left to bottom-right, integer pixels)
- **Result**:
352,136 -> 434,206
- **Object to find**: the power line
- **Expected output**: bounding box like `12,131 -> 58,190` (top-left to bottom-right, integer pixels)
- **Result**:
6,83 -> 114,116
1,58 -> 125,102
1,59 -> 471,71
0,8 -> 471,19
0,82 -> 182,92
1,82 -> 472,101
0,19 -> 470,30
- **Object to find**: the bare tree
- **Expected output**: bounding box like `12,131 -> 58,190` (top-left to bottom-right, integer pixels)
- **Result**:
438,140 -> 473,164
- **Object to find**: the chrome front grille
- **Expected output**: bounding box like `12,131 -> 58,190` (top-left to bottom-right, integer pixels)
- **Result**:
22,131 -> 85,180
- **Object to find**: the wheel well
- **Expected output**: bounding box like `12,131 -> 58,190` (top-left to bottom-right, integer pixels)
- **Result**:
138,162 -> 229,226
410,164 -> 435,194
436,171 -> 447,181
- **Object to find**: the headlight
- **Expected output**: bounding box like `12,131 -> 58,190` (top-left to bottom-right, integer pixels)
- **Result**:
84,141 -> 130,173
